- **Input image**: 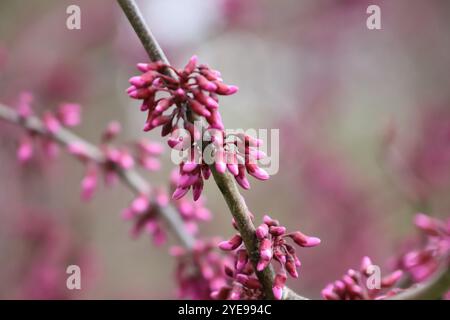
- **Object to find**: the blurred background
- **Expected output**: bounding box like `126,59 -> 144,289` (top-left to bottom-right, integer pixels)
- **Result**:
0,0 -> 450,299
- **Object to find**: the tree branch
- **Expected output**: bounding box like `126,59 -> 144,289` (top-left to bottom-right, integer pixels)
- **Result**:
0,103 -> 195,249
116,0 -> 313,300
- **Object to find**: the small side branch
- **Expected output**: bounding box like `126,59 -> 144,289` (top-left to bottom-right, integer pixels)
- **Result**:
0,103 -> 195,249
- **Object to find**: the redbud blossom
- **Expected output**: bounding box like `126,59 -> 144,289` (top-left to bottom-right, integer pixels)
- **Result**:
127,56 -> 238,134
321,256 -> 403,300
399,213 -> 450,283
216,215 -> 320,300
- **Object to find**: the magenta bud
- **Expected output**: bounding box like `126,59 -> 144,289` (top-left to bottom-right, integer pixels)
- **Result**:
236,249 -> 248,271
227,163 -> 239,176
290,231 -> 321,247
183,55 -> 198,74
259,238 -> 273,261
235,175 -> 251,190
215,161 -> 227,174
272,273 -> 287,300
131,195 -> 150,214
129,76 -> 145,87
256,223 -> 269,239
172,187 -> 189,200
226,85 -> 239,95
285,259 -> 298,278
218,234 -> 242,251
247,165 -> 270,180
414,213 -> 440,236
137,63 -> 150,72
190,99 -> 212,118
182,162 -> 198,172
192,180 -> 203,201
263,215 -> 279,226
269,226 -> 286,236
360,256 -> 373,274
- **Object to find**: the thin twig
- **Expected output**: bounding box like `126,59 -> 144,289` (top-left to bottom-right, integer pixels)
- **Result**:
0,103 -> 195,249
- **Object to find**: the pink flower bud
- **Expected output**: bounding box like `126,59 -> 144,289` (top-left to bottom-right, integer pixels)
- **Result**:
189,99 -> 212,117
138,140 -> 164,155
360,256 -> 373,274
131,194 -> 150,214
17,136 -> 33,163
215,160 -> 227,174
57,103 -> 81,127
218,234 -> 242,251
128,88 -> 152,99
321,284 -> 340,300
236,274 -> 261,289
236,249 -> 248,271
154,98 -> 173,114
289,231 -> 321,247
196,75 -> 217,92
17,92 -> 33,118
246,164 -> 270,180
102,121 -> 121,142
183,55 -> 198,75
235,174 -> 250,190
263,215 -> 279,226
119,151 -> 135,169
227,163 -> 239,176
269,226 -> 286,236
172,187 -> 189,200
256,223 -> 269,239
414,213 -> 440,236
67,142 -> 88,160
192,179 -> 204,201
258,238 -> 273,261
272,273 -> 287,300
140,156 -> 161,171
81,167 -> 97,201
285,258 -> 298,278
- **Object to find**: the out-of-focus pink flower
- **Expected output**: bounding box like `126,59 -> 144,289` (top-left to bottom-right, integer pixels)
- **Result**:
17,92 -> 33,118
81,165 -> 98,201
321,256 -> 403,300
13,213 -> 97,299
399,213 -> 450,283
17,136 -> 34,164
172,239 -> 228,299
57,103 -> 81,127
42,111 -> 61,134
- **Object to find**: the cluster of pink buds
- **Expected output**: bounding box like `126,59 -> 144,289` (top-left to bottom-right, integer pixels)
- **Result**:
172,130 -> 269,201
400,213 -> 450,283
322,256 -> 403,300
217,215 -> 320,299
170,239 -> 228,299
68,121 -> 163,201
211,248 -> 264,300
170,169 -> 212,235
127,55 -> 237,133
15,92 -> 81,163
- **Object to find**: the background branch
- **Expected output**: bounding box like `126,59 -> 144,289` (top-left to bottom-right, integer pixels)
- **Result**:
0,103 -> 195,249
